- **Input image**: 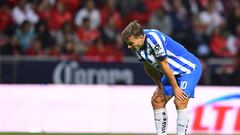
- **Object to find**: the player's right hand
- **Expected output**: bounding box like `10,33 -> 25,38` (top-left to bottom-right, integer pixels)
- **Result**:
174,87 -> 188,101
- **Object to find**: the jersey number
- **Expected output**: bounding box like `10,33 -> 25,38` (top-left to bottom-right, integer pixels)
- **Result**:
180,81 -> 188,89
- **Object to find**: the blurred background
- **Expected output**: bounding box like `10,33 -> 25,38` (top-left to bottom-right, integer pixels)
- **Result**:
0,0 -> 239,85
0,0 -> 239,135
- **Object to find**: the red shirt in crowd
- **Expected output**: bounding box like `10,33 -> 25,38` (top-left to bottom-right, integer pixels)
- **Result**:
48,2 -> 72,31
0,6 -> 12,31
85,44 -> 123,62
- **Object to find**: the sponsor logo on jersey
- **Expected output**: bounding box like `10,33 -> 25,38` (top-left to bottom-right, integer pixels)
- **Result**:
155,44 -> 160,50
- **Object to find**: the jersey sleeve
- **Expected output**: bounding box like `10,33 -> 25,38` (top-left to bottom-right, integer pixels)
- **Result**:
153,43 -> 166,60
147,32 -> 167,60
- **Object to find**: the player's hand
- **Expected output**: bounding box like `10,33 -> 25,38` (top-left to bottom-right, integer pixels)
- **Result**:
174,87 -> 188,101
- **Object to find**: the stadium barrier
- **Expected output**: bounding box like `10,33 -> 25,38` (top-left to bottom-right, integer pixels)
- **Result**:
0,56 -> 237,85
0,57 -> 152,85
0,85 -> 239,134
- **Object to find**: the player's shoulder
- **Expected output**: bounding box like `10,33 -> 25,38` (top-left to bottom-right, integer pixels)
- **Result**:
144,29 -> 167,46
143,29 -> 159,34
144,29 -> 166,39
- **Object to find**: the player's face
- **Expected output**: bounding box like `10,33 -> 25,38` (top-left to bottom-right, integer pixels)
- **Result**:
126,35 -> 145,51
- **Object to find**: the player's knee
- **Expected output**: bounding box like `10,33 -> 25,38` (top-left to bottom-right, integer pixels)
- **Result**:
151,95 -> 166,107
174,98 -> 189,109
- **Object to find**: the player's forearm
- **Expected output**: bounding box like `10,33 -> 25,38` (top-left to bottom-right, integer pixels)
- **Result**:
162,66 -> 179,89
159,60 -> 179,89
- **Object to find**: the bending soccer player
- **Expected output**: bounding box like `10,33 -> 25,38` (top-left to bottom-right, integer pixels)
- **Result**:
121,20 -> 202,135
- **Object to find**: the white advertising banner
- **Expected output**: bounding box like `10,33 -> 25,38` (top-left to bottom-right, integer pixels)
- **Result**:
0,85 -> 239,134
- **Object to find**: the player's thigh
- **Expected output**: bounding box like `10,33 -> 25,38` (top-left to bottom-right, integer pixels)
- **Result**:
161,76 -> 175,96
177,67 -> 202,98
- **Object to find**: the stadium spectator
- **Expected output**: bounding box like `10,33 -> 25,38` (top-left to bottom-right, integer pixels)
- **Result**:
100,0 -> 122,30
148,7 -> 173,35
0,2 -> 12,32
25,38 -> 44,56
54,22 -> 80,47
15,20 -> 35,51
74,0 -> 100,30
199,1 -> 225,35
85,38 -> 110,62
187,14 -> 210,57
85,37 -> 123,62
48,1 -> 72,32
0,35 -> 22,55
222,0 -> 240,16
169,0 -> 190,44
227,4 -> 240,35
182,0 -> 200,15
119,0 -> 149,26
235,23 -> 240,47
48,42 -> 61,58
100,16 -> 118,44
61,40 -> 78,60
35,20 -> 55,50
144,0 -> 164,14
210,0 -> 224,14
225,24 -> 240,57
35,0 -> 52,22
116,0 -> 135,18
210,27 -> 236,57
11,0 -> 39,25
59,0 -> 82,14
76,17 -> 100,47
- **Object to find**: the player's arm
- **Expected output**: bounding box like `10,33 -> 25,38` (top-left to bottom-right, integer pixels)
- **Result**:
157,59 -> 188,101
143,61 -> 163,90
149,33 -> 188,101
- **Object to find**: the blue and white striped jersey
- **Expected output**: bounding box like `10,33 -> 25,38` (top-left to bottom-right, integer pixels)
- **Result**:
136,29 -> 199,75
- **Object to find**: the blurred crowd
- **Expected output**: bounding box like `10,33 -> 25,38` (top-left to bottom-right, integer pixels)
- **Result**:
0,0 -> 239,85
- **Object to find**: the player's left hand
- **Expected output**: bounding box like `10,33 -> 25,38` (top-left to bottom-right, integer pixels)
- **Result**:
174,87 -> 188,101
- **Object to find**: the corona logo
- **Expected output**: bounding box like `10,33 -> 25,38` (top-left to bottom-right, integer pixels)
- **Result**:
53,61 -> 133,84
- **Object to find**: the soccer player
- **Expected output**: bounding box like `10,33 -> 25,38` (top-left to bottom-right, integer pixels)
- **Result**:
121,20 -> 202,135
